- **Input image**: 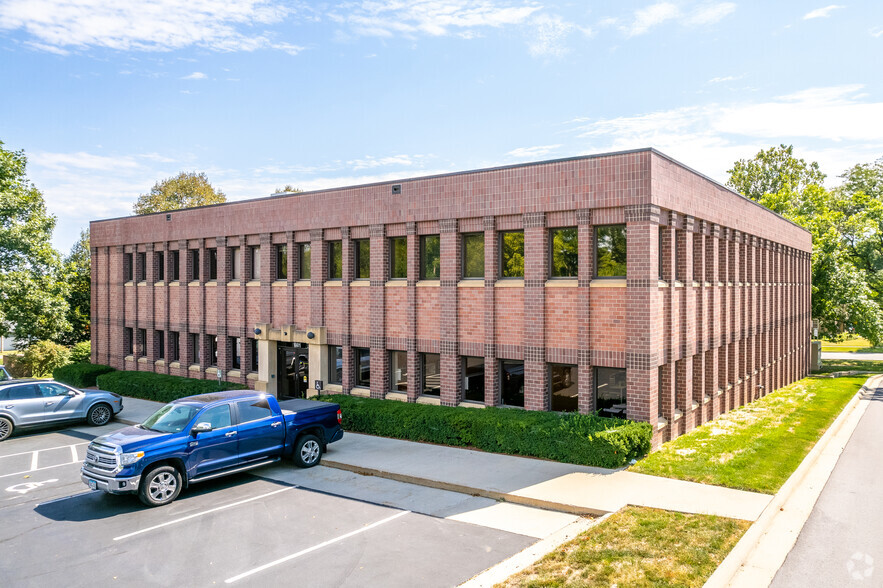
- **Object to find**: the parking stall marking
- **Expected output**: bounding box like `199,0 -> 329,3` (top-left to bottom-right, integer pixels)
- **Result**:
0,443 -> 87,479
224,509 -> 411,584
30,451 -> 39,471
0,442 -> 88,461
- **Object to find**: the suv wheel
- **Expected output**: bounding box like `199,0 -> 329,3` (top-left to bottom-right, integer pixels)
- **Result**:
0,417 -> 13,441
293,434 -> 323,468
87,403 -> 113,426
139,465 -> 183,507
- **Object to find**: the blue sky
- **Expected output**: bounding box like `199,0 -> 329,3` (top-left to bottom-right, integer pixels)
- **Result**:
1,1 -> 881,252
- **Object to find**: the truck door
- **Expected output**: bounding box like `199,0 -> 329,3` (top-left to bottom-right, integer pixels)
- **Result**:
189,404 -> 239,477
234,398 -> 285,462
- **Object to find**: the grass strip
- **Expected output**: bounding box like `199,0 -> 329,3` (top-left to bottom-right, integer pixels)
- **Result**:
496,506 -> 749,588
630,375 -> 869,494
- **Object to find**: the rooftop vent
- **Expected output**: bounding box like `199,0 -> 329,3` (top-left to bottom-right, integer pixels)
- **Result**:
391,184 -> 402,194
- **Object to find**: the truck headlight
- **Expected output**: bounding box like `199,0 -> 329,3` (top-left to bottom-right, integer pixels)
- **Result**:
120,451 -> 144,466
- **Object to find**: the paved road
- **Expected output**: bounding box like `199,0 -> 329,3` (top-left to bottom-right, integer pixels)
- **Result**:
771,384 -> 883,587
0,421 -> 578,587
822,352 -> 883,361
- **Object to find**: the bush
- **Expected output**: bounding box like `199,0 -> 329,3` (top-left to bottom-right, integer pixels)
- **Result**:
69,341 -> 92,364
19,340 -> 71,377
53,363 -> 115,388
95,370 -> 247,403
319,395 -> 652,468
1,353 -> 28,378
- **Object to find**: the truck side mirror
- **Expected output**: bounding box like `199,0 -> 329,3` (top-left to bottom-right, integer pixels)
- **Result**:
191,422 -> 213,436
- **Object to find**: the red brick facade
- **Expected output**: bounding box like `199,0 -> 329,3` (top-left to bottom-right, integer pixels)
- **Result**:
90,149 -> 812,445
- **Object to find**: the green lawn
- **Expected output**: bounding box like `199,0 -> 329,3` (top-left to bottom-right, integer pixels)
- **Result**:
496,506 -> 749,588
821,336 -> 883,353
815,359 -> 883,374
630,374 -> 869,494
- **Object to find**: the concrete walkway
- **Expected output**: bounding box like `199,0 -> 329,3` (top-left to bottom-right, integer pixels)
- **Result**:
822,351 -> 883,361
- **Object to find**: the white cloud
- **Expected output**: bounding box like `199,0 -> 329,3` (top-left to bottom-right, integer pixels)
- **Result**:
803,5 -> 844,20
870,27 -> 883,37
686,2 -> 736,25
181,71 -> 207,80
0,0 -> 304,54
623,1 -> 736,37
528,14 -> 591,58
346,154 -> 419,170
708,75 -> 740,83
507,144 -> 561,159
625,2 -> 680,37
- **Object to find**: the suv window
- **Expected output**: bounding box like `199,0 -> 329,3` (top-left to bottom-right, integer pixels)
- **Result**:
199,405 -> 232,429
6,385 -> 39,400
38,383 -> 71,397
237,399 -> 272,423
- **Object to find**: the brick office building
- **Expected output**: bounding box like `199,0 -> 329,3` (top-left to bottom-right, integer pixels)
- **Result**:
90,148 -> 812,445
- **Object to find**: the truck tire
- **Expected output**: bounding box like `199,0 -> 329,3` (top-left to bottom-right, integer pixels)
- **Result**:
293,434 -> 323,468
139,465 -> 183,507
0,416 -> 13,441
86,403 -> 113,426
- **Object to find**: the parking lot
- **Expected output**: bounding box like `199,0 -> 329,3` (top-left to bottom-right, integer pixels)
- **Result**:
0,420 -> 579,587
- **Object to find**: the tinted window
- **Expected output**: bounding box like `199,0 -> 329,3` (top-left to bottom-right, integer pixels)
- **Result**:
550,364 -> 577,412
501,360 -> 524,407
390,237 -> 407,279
237,399 -> 272,423
198,405 -> 233,429
596,225 -> 627,277
550,227 -> 578,278
142,404 -> 199,433
7,385 -> 38,400
38,383 -> 71,397
463,356 -> 485,403
420,235 -> 440,280
500,231 -> 524,278
462,233 -> 484,278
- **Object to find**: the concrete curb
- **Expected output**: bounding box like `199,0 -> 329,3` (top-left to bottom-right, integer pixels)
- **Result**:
704,374 -> 883,588
321,459 -> 609,516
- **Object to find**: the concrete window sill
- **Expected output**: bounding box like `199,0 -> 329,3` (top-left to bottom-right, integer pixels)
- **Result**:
458,401 -> 486,409
246,281 -> 260,287
590,278 -> 626,288
350,387 -> 370,397
385,280 -> 407,287
350,280 -> 370,287
272,280 -> 288,287
294,280 -> 311,287
188,364 -> 201,373
457,280 -> 484,288
416,395 -> 441,405
246,372 -> 259,380
494,279 -> 524,288
545,279 -> 578,288
324,280 -> 342,287
385,391 -> 407,402
416,280 -> 440,288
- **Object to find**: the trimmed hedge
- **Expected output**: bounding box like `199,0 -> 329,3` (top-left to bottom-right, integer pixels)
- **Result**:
53,363 -> 116,388
319,395 -> 652,468
95,370 -> 247,403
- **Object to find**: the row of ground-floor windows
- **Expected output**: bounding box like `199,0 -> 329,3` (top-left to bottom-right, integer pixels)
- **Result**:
123,327 -> 259,373
325,345 -> 626,415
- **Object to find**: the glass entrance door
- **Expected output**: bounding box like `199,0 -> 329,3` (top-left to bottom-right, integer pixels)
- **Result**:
277,343 -> 309,399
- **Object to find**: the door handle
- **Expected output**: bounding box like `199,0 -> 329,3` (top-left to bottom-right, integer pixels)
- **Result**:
44,402 -> 54,406
225,431 -> 237,437
4,405 -> 13,409
271,422 -> 282,428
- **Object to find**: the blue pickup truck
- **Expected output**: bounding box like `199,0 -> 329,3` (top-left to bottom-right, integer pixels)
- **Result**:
81,390 -> 343,506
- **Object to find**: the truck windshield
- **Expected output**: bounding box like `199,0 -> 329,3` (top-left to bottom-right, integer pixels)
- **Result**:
141,404 -> 200,433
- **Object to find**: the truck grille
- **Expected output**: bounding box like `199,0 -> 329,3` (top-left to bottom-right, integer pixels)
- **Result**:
85,441 -> 119,474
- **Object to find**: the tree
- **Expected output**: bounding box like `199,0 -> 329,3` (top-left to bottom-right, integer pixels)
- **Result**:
59,229 -> 91,346
0,140 -> 69,346
133,171 -> 226,215
727,144 -> 826,203
273,185 -> 302,194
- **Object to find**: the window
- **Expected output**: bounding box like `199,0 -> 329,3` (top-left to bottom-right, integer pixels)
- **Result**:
658,230 -> 665,281
209,335 -> 218,366
155,330 -> 165,360
355,240 -> 370,279
550,364 -> 577,412
198,405 -> 232,429
231,247 -> 241,280
123,253 -> 133,281
550,227 -> 578,278
595,367 -> 627,418
500,231 -> 524,278
156,251 -> 165,282
250,246 -> 261,280
170,331 -> 180,362
595,225 -> 627,277
328,345 -> 342,384
462,356 -> 485,403
328,241 -> 342,279
231,337 -> 241,369
354,347 -> 370,387
38,382 -> 70,397
190,249 -> 200,281
137,328 -> 147,357
208,248 -> 218,280
673,230 -> 679,282
462,233 -> 484,278
299,243 -> 311,280
124,327 -> 133,355
390,351 -> 407,392
422,353 -> 440,396
276,244 -> 287,280
250,339 -> 259,372
136,252 -> 147,282
500,360 -> 524,407
237,399 -> 272,423
6,384 -> 39,400
390,237 -> 407,279
171,250 -> 180,281
190,333 -> 200,365
420,235 -> 440,280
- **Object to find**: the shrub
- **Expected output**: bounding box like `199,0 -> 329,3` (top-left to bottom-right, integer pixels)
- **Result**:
19,340 -> 71,377
319,395 -> 652,468
2,353 -> 28,378
53,363 -> 115,388
69,341 -> 92,364
95,370 -> 247,403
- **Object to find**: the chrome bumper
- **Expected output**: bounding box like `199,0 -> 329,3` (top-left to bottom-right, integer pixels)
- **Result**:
81,468 -> 140,494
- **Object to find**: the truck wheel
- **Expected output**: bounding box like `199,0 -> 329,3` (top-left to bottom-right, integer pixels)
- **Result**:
0,417 -> 13,441
294,434 -> 323,468
87,403 -> 113,426
139,465 -> 183,507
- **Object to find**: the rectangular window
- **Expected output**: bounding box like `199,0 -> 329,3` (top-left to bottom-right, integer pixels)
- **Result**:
462,233 -> 484,279
155,330 -> 165,360
550,364 -> 577,412
209,335 -> 218,366
231,247 -> 241,280
328,345 -> 342,384
190,249 -> 200,281
422,353 -> 440,396
354,347 -> 370,387
673,230 -> 679,282
500,360 -> 524,407
276,244 -> 287,280
137,328 -> 147,357
390,237 -> 407,279
595,225 -> 627,277
550,227 -> 578,278
190,333 -> 200,365
328,241 -> 342,279
170,331 -> 180,362
231,337 -> 241,369
595,366 -> 627,418
355,239 -> 370,279
420,235 -> 440,280
171,250 -> 180,281
208,248 -> 218,281
123,252 -> 133,282
500,231 -> 524,278
299,243 -> 311,280
250,339 -> 259,372
462,356 -> 485,402
136,252 -> 146,282
390,351 -> 408,392
658,229 -> 665,281
156,251 -> 165,282
123,327 -> 133,355
250,246 -> 261,280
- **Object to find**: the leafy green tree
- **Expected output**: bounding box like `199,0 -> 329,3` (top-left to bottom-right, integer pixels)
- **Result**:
0,140 -> 69,346
59,229 -> 91,345
133,171 -> 226,215
727,144 -> 826,203
837,159 -> 883,301
19,340 -> 71,377
273,185 -> 302,194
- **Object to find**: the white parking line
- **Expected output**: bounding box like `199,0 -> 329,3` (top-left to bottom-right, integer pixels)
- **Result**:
113,486 -> 297,541
0,461 -> 82,479
224,510 -> 411,584
30,451 -> 39,471
0,442 -> 89,460
70,445 -> 79,462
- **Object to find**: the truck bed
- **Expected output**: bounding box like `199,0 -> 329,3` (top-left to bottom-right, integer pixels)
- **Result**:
277,398 -> 336,413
